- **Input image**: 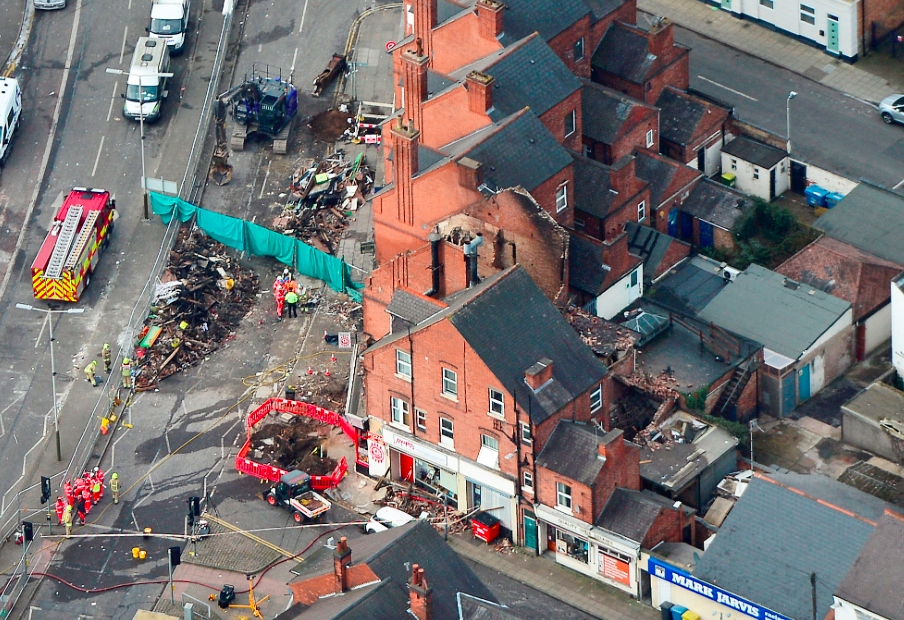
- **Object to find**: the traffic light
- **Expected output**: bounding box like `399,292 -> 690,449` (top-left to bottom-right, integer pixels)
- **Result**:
190,496 -> 201,517
169,545 -> 181,567
40,477 -> 51,505
22,522 -> 33,542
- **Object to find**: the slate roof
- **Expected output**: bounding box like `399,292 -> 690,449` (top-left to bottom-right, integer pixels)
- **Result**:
693,474 -> 890,620
682,178 -> 751,230
498,0 -> 591,44
592,22 -> 655,84
698,264 -> 851,359
450,35 -> 581,122
437,0 -> 466,24
441,109 -> 571,193
458,595 -> 523,620
536,420 -> 613,486
581,80 -> 651,144
427,69 -> 456,97
656,87 -> 708,146
813,182 -> 904,266
386,289 -> 445,325
569,233 -> 611,295
366,267 -> 608,424
583,0 -> 629,22
645,255 -> 729,316
625,221 -> 690,284
572,155 -> 613,219
722,136 -> 786,169
634,149 -> 701,207
595,488 -> 672,541
768,472 -> 904,522
835,512 -> 904,620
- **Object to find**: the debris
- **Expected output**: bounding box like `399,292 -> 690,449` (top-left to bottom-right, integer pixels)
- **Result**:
249,418 -> 337,476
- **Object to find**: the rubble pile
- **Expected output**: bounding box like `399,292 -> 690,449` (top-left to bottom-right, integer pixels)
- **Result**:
273,152 -> 373,254
249,419 -> 338,476
376,487 -> 476,535
564,306 -> 639,357
135,229 -> 259,389
621,368 -> 681,401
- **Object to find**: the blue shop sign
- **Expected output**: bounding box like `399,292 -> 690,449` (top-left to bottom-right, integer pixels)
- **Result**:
648,557 -> 794,620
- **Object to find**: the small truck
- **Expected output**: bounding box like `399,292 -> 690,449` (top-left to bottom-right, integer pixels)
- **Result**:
265,470 -> 331,523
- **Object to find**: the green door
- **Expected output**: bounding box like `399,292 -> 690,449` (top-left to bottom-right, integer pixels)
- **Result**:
827,16 -> 839,54
524,514 -> 538,552
720,0 -> 732,10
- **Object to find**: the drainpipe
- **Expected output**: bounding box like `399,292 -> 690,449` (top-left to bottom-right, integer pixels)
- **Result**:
423,233 -> 442,297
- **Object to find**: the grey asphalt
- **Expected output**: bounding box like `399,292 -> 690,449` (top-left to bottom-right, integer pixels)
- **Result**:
677,26 -> 904,192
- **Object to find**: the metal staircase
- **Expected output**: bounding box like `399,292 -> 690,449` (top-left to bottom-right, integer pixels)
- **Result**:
44,206 -> 83,279
714,358 -> 755,418
63,210 -> 98,272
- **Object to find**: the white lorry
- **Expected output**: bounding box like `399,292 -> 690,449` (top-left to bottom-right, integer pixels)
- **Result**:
0,78 -> 22,165
147,0 -> 190,55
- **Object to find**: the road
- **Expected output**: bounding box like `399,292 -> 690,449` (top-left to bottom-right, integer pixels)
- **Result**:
676,27 -> 904,192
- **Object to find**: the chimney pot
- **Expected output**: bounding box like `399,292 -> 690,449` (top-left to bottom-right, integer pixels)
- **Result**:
409,564 -> 434,620
333,536 -> 352,594
476,0 -> 504,40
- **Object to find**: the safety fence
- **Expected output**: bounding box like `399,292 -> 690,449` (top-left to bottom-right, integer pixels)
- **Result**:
149,193 -> 363,302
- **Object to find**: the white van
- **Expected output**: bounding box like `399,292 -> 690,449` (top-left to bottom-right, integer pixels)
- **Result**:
147,0 -> 190,55
0,78 -> 22,165
123,38 -> 171,122
364,506 -> 429,534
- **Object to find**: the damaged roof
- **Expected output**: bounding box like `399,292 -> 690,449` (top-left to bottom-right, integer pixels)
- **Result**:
536,420 -> 616,486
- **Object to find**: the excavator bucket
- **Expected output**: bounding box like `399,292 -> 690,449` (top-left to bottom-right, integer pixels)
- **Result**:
209,117 -> 233,185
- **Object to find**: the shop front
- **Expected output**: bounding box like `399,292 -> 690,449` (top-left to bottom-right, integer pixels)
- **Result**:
647,556 -> 793,620
535,504 -> 640,596
381,428 -> 460,507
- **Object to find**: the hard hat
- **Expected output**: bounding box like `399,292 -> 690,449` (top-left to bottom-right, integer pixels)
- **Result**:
112,473 -> 118,479
124,358 -> 130,364
103,343 -> 110,349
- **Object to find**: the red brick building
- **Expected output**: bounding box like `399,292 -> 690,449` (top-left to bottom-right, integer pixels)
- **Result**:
590,19 -> 689,105
656,86 -> 732,177
581,80 -> 659,164
362,266 -> 609,544
633,148 -> 702,235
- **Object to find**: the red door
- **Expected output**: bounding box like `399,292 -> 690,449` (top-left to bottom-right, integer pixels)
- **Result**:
400,453 -> 414,482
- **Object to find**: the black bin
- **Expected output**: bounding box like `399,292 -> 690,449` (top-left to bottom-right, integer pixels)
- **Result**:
660,601 -> 674,620
285,386 -> 296,400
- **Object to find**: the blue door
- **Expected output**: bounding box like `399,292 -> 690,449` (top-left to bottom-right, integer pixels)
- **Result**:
798,363 -> 811,401
668,209 -> 678,237
827,16 -> 839,54
781,372 -> 797,417
699,221 -> 714,248
680,212 -> 694,241
524,514 -> 538,552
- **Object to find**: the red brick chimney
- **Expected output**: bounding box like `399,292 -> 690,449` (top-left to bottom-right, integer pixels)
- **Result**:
466,71 -> 494,114
476,0 -> 504,40
413,0 -> 438,59
648,18 -> 674,60
391,118 -> 420,226
408,564 -> 433,620
457,157 -> 483,189
609,155 -> 636,195
402,48 -> 429,132
333,537 -> 352,594
525,358 -> 553,390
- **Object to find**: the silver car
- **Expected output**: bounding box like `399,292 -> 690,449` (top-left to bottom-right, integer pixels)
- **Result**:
879,94 -> 904,125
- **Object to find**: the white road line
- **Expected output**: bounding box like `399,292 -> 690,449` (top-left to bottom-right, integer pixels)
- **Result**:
28,607 -> 42,620
259,160 -> 272,199
697,75 -> 758,101
119,26 -> 128,65
34,313 -> 48,348
107,81 -> 117,122
165,430 -> 171,454
290,47 -> 298,74
111,426 -> 131,468
299,0 -> 310,33
91,135 -> 105,177
894,178 -> 904,190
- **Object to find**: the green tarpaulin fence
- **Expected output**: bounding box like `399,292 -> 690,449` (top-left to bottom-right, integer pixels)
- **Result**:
150,192 -> 362,301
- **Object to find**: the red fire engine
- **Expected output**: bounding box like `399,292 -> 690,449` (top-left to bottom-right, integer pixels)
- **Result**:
31,188 -> 116,302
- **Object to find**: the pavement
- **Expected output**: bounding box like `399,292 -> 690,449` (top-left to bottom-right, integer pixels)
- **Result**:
638,0 -> 904,104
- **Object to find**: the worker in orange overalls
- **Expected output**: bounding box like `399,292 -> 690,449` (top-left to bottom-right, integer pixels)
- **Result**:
94,468 -> 105,499
81,488 -> 92,518
55,497 -> 66,525
273,277 -> 286,319
64,480 -> 73,505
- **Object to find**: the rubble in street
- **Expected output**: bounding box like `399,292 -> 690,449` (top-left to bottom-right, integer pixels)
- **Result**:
134,229 -> 259,389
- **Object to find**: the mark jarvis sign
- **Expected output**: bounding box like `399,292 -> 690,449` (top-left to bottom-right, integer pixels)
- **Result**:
648,558 -> 793,620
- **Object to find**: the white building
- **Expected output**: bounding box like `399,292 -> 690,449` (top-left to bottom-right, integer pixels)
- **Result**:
721,136 -> 790,202
892,272 -> 904,380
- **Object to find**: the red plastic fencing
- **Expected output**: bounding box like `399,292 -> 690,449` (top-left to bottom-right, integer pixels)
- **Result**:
236,398 -> 354,485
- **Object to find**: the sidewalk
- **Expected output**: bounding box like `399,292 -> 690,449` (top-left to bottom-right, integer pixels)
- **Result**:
447,534 -> 660,620
638,0 -> 904,104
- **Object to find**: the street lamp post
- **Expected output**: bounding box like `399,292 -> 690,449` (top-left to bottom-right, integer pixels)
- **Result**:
786,91 -> 797,154
15,304 -> 85,461
105,67 -> 174,220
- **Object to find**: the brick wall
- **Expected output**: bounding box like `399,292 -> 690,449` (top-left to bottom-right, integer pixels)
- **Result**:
529,166 -> 575,228
862,0 -> 904,50
644,51 -> 689,104
421,87 -> 491,148
610,107 -> 659,164
547,15 -> 593,79
712,226 -> 736,252
536,467 -> 595,524
590,71 -> 645,102
589,0 -> 637,53
641,506 -> 687,549
539,89 -> 584,152
735,365 -> 759,422
650,238 -> 691,281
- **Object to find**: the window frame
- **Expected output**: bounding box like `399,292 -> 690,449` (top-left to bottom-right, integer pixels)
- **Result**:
441,367 -> 458,398
565,109 -> 576,137
556,182 -> 568,213
573,37 -> 585,61
759,0 -> 773,7
645,129 -> 654,148
522,470 -> 534,491
481,434 -> 499,452
416,408 -> 427,431
520,421 -> 532,445
440,417 -> 454,448
590,384 -> 603,413
390,397 -> 410,429
556,481 -> 573,510
637,200 -> 646,222
800,3 -> 815,24
489,388 -> 505,419
753,168 -> 760,180
396,349 -> 412,379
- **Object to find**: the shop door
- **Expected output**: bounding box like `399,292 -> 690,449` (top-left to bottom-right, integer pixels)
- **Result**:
400,453 -> 414,482
799,363 -> 811,401
547,525 -> 558,551
524,515 -> 538,552
827,16 -> 839,54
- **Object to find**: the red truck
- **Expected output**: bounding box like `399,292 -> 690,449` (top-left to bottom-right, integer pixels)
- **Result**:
235,398 -> 351,489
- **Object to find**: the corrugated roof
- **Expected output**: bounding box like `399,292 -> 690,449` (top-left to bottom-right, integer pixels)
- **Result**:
698,264 -> 850,359
835,512 -> 904,620
536,420 -> 612,486
813,182 -> 904,266
722,136 -> 787,169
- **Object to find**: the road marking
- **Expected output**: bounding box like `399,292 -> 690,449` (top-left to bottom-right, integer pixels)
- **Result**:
120,26 -> 128,65
290,47 -> 298,74
299,0 -> 310,33
34,313 -> 48,348
111,426 -> 131,468
107,81 -> 117,122
894,178 -> 904,190
91,136 -> 105,177
697,75 -> 758,101
28,607 -> 42,620
259,160 -> 272,199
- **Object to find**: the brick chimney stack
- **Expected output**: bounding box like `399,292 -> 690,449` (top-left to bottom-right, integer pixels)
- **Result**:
476,0 -> 504,40
609,155 -> 636,196
648,18 -> 674,60
333,537 -> 352,594
466,71 -> 495,114
408,564 -> 433,620
525,358 -> 553,390
391,118 -> 420,226
402,48 -> 429,133
413,0 -> 438,59
457,157 -> 483,189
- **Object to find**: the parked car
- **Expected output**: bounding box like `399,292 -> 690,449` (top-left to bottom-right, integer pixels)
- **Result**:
364,506 -> 428,534
879,94 -> 904,125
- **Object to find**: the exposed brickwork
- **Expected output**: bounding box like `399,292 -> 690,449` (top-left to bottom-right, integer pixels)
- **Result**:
650,238 -> 691,281
861,0 -> 904,52
547,15 -> 593,79
641,505 -> 690,549
540,89 -> 584,152
735,365 -> 759,422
